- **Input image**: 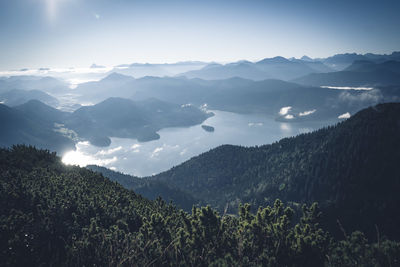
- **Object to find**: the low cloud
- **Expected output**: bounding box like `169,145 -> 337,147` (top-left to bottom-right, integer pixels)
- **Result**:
284,114 -> 294,119
321,86 -> 373,91
180,148 -> 188,156
279,106 -> 292,115
151,147 -> 164,158
248,122 -> 263,127
96,146 -> 122,156
339,90 -> 383,105
299,109 -> 316,117
338,112 -> 351,119
150,144 -> 180,158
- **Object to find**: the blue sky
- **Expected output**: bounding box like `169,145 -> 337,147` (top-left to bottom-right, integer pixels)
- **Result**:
0,0 -> 399,69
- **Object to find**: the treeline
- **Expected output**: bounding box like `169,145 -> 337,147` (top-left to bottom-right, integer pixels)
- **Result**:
1,145 -> 399,266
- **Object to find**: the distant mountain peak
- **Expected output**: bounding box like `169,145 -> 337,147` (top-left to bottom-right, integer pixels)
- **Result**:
256,56 -> 290,64
201,63 -> 223,70
300,55 -> 313,62
101,72 -> 134,82
16,99 -> 61,113
90,63 -> 106,69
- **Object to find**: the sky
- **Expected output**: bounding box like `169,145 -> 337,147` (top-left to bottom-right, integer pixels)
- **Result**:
0,0 -> 399,69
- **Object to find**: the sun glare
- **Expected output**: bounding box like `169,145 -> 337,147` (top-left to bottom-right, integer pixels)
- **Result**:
62,150 -> 94,167
45,0 -> 69,22
62,142 -> 119,167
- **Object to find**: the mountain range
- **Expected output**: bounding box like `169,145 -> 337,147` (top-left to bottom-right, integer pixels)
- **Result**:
0,75 -> 69,95
179,57 -> 331,81
293,60 -> 400,87
75,72 -> 400,122
0,89 -> 59,107
319,51 -> 400,70
0,97 -> 212,151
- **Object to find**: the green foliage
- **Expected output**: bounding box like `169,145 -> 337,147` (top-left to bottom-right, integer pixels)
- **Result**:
87,165 -> 199,211
1,145 -> 399,266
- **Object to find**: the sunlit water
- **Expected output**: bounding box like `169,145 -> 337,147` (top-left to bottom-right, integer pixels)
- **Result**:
62,110 -> 337,177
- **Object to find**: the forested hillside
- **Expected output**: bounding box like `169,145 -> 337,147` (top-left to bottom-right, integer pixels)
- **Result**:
1,145 -> 400,266
140,103 -> 400,239
87,165 -> 199,211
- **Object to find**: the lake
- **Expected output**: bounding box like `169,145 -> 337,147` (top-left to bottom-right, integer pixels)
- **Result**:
62,110 -> 338,177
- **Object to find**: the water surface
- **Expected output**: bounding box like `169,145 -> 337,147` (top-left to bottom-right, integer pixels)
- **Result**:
62,110 -> 337,177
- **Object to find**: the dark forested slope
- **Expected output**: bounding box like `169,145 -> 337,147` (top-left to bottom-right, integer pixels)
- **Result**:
0,102 -> 75,153
147,103 -> 400,238
1,145 -> 400,266
87,165 -> 199,211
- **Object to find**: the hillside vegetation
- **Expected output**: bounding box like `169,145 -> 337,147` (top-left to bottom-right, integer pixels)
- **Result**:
1,145 -> 400,266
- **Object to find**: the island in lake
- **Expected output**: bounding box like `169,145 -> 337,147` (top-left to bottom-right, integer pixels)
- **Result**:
201,125 -> 215,132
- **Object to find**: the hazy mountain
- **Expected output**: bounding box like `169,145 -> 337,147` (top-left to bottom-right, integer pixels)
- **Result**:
111,61 -> 207,78
75,75 -> 400,121
300,55 -> 313,61
344,60 -> 400,73
180,61 -> 271,80
76,75 -> 211,104
0,75 -> 69,95
363,51 -> 400,63
100,72 -> 134,82
15,99 -> 68,124
65,97 -> 213,146
290,58 -> 334,73
321,53 -> 369,70
320,51 -> 400,70
90,63 -> 106,68
293,67 -> 400,87
0,89 -> 59,107
255,57 -> 322,80
195,78 -> 400,121
75,72 -> 136,102
179,56 -> 328,81
0,101 -> 75,153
